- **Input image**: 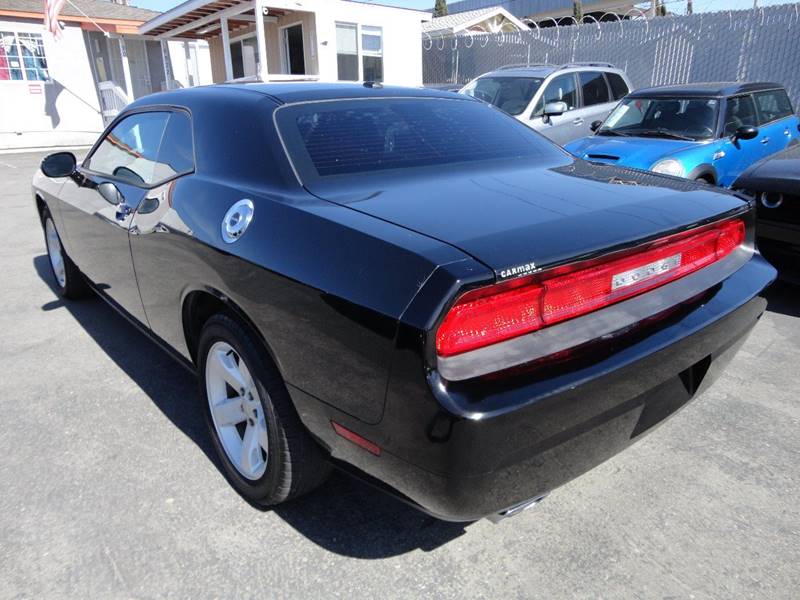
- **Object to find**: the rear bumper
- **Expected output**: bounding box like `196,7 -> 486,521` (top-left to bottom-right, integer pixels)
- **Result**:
291,255 -> 775,521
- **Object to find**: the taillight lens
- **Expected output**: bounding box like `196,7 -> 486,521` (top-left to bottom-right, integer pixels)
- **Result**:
436,218 -> 745,357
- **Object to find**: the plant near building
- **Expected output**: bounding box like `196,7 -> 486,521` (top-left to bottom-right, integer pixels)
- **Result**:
433,0 -> 448,18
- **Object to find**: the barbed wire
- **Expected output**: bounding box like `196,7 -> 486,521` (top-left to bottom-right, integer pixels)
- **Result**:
422,1 -> 798,51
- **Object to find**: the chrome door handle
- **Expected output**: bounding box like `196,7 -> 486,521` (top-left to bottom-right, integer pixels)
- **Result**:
572,118 -> 584,126
760,137 -> 770,145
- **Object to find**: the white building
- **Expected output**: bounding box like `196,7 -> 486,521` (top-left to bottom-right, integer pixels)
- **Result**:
139,0 -> 430,87
0,0 -> 212,150
422,6 -> 528,38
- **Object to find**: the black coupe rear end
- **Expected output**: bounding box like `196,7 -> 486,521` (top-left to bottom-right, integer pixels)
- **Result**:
33,83 -> 775,521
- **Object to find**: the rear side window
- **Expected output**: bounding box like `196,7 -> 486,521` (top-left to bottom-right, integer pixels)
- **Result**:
605,72 -> 629,100
753,89 -> 794,124
724,95 -> 758,136
276,98 -> 562,180
157,112 -> 194,176
579,71 -> 610,107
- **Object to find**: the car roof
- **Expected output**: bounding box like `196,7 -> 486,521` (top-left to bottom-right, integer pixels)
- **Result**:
215,81 -> 462,104
477,62 -> 623,79
130,82 -> 466,110
628,82 -> 784,98
481,66 -> 556,78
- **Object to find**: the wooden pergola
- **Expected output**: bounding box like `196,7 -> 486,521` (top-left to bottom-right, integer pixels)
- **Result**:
140,0 -> 289,81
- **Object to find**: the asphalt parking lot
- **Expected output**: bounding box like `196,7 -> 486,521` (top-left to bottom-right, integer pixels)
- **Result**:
0,150 -> 798,599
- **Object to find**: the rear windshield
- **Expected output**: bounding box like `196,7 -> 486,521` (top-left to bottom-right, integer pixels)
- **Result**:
275,97 -> 562,182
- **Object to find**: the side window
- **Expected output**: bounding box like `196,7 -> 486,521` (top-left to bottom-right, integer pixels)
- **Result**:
753,89 -> 794,124
86,112 -> 170,186
724,95 -> 758,136
579,71 -> 610,107
605,72 -> 629,101
534,73 -> 577,116
156,112 -> 194,177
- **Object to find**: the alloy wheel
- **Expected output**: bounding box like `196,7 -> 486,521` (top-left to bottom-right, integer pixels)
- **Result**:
205,341 -> 269,480
44,218 -> 66,288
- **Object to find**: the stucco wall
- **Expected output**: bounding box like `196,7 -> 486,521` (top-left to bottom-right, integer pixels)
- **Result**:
0,19 -> 104,150
314,1 -> 424,87
205,1 -> 424,86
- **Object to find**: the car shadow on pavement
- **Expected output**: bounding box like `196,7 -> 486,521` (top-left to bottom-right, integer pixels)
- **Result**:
764,279 -> 799,318
33,255 -> 468,558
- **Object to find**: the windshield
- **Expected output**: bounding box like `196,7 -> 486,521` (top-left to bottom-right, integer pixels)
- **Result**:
460,76 -> 544,116
599,97 -> 719,140
275,97 -> 564,183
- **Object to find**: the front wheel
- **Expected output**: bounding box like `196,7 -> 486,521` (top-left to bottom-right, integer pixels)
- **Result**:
41,209 -> 89,299
197,314 -> 330,507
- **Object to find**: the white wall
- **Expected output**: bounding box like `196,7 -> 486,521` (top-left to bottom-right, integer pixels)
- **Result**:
0,19 -> 104,150
312,0 -> 425,86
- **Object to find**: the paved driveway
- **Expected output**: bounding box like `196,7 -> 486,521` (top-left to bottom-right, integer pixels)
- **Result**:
1,151 -> 798,599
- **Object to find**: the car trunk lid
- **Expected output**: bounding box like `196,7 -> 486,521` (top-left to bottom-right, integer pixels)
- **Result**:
304,160 -> 749,279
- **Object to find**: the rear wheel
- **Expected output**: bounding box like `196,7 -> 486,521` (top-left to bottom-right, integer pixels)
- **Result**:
41,209 -> 89,299
197,314 -> 330,506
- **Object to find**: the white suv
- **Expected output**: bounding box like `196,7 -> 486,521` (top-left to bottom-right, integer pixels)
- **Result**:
460,62 -> 633,145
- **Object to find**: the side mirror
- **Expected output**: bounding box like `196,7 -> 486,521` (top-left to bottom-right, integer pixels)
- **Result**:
41,152 -> 76,178
590,120 -> 603,132
97,181 -> 123,206
733,125 -> 758,141
543,101 -> 568,117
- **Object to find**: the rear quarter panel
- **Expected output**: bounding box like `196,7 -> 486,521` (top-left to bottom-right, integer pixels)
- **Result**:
131,177 -> 469,424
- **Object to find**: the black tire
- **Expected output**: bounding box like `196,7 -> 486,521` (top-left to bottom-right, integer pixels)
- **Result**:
197,313 -> 330,507
40,207 -> 90,299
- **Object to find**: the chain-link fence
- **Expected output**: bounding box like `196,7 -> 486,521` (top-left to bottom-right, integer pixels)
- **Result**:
423,4 -> 800,107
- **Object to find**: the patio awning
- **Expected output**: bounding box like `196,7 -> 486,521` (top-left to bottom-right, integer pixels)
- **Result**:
139,0 -> 287,40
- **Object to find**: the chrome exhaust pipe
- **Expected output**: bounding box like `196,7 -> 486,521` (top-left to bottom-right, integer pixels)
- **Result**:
487,494 -> 548,523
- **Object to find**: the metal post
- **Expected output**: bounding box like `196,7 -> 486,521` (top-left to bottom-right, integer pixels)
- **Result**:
160,40 -> 171,91
221,16 -> 233,81
254,0 -> 268,80
119,37 -> 134,102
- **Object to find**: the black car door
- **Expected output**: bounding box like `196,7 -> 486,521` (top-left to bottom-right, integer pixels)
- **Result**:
57,110 -> 173,325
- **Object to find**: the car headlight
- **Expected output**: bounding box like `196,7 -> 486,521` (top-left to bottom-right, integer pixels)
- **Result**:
650,159 -> 686,178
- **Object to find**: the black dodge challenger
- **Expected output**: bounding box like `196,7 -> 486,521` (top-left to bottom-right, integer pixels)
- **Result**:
734,144 -> 800,281
33,83 -> 775,521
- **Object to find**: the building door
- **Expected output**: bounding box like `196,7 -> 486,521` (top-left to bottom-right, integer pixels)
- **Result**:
282,24 -> 305,75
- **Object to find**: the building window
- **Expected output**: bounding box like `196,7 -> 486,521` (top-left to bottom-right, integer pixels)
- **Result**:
336,22 -> 358,81
0,31 -> 49,81
361,26 -> 382,82
230,36 -> 259,79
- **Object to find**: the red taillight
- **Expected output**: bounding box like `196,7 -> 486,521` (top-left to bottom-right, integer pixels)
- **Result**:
436,218 -> 745,357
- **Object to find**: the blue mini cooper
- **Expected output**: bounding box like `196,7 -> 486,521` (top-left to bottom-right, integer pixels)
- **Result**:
565,82 -> 799,187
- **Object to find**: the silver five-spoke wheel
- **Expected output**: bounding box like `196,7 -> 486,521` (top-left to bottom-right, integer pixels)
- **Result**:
205,341 -> 269,480
44,217 -> 66,288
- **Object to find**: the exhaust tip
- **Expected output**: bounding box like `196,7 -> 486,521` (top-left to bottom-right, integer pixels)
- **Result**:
487,494 -> 548,523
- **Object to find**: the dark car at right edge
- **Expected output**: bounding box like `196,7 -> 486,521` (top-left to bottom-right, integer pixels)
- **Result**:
734,144 -> 800,281
33,83 -> 776,522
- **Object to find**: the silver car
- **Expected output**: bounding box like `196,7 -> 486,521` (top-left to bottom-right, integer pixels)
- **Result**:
460,62 -> 633,145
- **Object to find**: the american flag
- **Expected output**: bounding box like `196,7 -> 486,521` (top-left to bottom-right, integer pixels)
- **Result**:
43,0 -> 67,39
